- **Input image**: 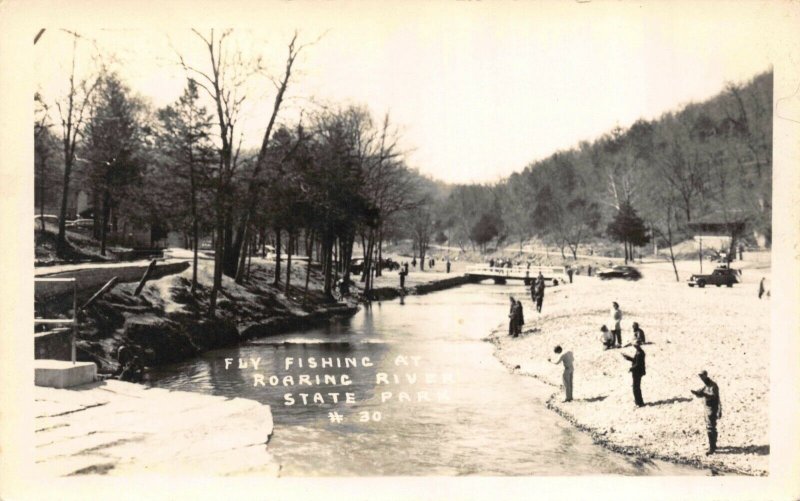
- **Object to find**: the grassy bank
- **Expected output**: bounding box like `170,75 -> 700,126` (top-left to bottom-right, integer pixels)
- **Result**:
487,261 -> 770,476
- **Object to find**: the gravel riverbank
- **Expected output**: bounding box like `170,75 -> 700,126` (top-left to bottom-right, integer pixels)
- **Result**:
488,263 -> 770,476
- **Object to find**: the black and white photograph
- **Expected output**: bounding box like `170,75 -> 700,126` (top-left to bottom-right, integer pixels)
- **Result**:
2,1 -> 800,499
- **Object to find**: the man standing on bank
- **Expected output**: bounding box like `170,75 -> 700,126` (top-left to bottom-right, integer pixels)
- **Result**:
508,297 -> 518,337
622,340 -> 646,407
549,345 -> 574,402
691,370 -> 722,455
533,272 -> 545,313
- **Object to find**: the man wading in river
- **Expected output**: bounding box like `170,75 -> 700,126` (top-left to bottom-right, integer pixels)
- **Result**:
549,345 -> 574,402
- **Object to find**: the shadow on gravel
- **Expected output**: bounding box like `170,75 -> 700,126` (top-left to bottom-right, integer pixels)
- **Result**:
580,395 -> 608,402
715,445 -> 770,456
647,396 -> 693,406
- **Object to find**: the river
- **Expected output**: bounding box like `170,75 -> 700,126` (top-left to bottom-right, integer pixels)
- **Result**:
146,282 -> 705,476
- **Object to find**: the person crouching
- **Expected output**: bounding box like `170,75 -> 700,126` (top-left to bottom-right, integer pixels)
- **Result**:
600,325 -> 615,350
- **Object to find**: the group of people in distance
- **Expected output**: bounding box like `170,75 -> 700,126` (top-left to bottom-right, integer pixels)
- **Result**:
398,258 -> 453,291
546,299 -> 723,455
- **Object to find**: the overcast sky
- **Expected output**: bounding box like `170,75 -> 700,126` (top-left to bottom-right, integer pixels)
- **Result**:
33,2 -> 776,184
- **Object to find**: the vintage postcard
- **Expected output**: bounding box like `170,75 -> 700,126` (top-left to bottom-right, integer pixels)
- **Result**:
1,1 -> 799,499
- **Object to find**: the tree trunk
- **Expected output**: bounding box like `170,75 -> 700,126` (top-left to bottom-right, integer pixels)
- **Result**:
375,227 -> 383,277
234,221 -> 249,284
322,234 -> 334,298
246,233 -> 254,279
100,188 -> 111,256
304,230 -> 314,300
55,150 -> 73,257
208,205 -> 225,318
190,167 -> 199,295
222,213 -> 236,277
667,222 -> 679,282
285,231 -> 293,292
191,219 -> 199,296
274,228 -> 282,287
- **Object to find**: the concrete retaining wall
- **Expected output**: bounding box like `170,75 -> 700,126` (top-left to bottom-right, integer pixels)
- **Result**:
35,328 -> 73,360
35,260 -> 190,303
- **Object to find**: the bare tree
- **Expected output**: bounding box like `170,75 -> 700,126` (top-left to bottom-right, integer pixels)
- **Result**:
52,31 -> 101,257
232,32 -> 319,284
176,29 -> 260,316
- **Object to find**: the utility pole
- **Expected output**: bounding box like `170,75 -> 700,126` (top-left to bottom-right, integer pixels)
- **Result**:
699,236 -> 703,273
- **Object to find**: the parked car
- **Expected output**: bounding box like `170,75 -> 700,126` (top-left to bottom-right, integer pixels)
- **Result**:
381,258 -> 401,271
597,265 -> 642,281
34,214 -> 59,227
349,257 -> 399,274
688,267 -> 740,288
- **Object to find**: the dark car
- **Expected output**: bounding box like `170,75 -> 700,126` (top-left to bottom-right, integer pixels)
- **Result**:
688,267 -> 740,288
351,257 -> 400,275
381,258 -> 401,271
597,265 -> 642,281
350,258 -> 365,275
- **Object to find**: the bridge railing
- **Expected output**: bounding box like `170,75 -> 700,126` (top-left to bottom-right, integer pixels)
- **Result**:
465,265 -> 568,280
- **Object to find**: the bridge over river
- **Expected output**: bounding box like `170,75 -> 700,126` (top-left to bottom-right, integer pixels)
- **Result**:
464,265 -> 568,285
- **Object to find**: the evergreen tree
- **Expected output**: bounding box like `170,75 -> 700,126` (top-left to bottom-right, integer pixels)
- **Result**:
607,200 -> 650,263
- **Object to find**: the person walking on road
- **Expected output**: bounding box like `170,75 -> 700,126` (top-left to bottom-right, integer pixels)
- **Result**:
567,266 -> 574,284
758,277 -> 766,299
611,301 -> 623,347
549,346 -> 574,402
622,341 -> 646,407
399,267 -> 407,290
446,259 -> 451,273
691,370 -> 722,455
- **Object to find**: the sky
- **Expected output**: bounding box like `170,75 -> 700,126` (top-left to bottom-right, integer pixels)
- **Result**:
32,1 -> 777,184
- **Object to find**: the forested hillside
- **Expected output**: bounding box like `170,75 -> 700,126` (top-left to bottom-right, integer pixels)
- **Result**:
434,70 -> 772,259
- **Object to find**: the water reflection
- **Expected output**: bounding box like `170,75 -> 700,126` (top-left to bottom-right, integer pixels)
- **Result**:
147,283 -> 704,476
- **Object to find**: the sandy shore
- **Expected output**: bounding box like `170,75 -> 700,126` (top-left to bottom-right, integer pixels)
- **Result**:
35,379 -> 279,476
488,261 -> 770,476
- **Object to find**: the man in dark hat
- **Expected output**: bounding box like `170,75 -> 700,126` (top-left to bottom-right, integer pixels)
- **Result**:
622,340 -> 646,406
691,370 -> 722,455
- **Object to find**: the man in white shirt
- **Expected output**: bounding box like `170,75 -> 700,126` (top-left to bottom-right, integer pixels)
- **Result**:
549,345 -> 574,402
611,301 -> 623,348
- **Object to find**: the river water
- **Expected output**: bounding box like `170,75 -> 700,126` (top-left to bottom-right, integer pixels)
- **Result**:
147,283 -> 704,476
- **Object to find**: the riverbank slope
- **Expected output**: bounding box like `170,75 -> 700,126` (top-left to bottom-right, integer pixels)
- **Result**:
65,255 -> 357,373
488,261 -> 769,476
